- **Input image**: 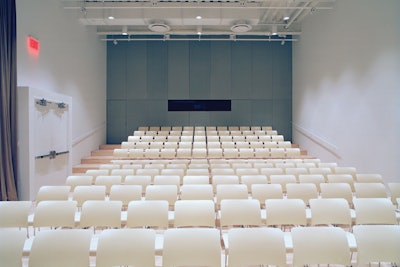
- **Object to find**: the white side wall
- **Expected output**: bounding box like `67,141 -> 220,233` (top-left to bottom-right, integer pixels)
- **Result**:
293,0 -> 400,183
16,0 -> 106,169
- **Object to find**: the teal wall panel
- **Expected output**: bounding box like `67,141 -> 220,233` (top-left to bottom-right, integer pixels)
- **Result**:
107,41 -> 292,143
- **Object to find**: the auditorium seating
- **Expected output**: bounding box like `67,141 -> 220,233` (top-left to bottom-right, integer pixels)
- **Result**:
2,125 -> 399,267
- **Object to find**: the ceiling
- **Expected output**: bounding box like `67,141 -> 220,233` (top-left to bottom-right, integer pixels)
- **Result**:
63,0 -> 336,42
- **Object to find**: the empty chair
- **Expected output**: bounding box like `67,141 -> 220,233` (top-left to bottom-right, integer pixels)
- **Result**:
94,175 -> 122,195
0,201 -> 32,235
227,227 -> 287,267
309,198 -> 352,227
212,175 -> 239,193
145,185 -> 178,208
85,169 -> 109,181
291,226 -> 351,266
238,148 -> 254,158
220,199 -> 262,230
270,148 -> 285,158
95,228 -> 156,267
259,167 -> 284,181
251,184 -> 284,210
126,200 -> 169,229
180,184 -> 214,201
388,182 -> 400,206
270,174 -> 296,193
186,168 -> 209,176
113,148 -> 129,158
254,148 -> 270,158
265,199 -> 307,228
334,166 -> 357,180
317,162 -> 338,171
128,148 -> 144,158
33,200 -> 77,233
163,228 -> 221,267
327,174 -> 355,191
356,173 -> 384,183
216,184 -> 248,207
353,225 -> 400,266
65,175 -> 93,191
124,175 -> 151,194
182,175 -> 209,185
99,164 -> 120,173
174,200 -> 216,228
79,200 -> 122,230
320,183 -> 354,206
285,167 -> 308,181
160,168 -> 185,180
153,175 -> 180,190
285,147 -> 301,158
110,169 -> 135,182
35,185 -> 71,204
235,167 -> 259,176
354,182 -> 388,198
309,167 -> 332,181
353,198 -> 397,225
298,174 -> 325,192
211,168 -> 235,175
0,229 -> 27,267
109,185 -> 142,208
136,168 -> 159,182
192,148 -> 207,158
28,229 -> 92,267
286,183 -> 318,205
240,175 -> 268,193
72,185 -> 106,208
224,148 -> 239,158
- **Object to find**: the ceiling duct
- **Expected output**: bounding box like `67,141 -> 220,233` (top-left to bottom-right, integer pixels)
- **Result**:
230,23 -> 252,33
148,23 -> 171,33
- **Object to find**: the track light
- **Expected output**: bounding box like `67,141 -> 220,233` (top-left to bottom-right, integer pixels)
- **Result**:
122,26 -> 128,35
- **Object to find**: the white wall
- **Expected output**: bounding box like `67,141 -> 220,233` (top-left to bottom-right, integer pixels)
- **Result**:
16,0 -> 107,168
293,0 -> 400,183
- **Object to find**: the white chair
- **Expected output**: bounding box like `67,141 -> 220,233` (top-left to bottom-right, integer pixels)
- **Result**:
327,174 -> 355,191
388,182 -> 400,206
211,168 -> 235,176
240,174 -> 268,193
334,166 -> 357,180
94,175 -> 122,195
227,227 -> 287,267
354,182 -> 388,198
291,226 -> 351,266
174,200 -> 216,228
286,183 -> 318,205
353,198 -> 397,225
212,175 -> 239,193
180,184 -> 214,201
35,185 -> 71,204
110,169 -> 135,182
145,185 -> 178,208
309,198 -> 352,227
72,185 -> 106,207
356,173 -> 384,183
28,229 -> 92,267
85,169 -> 109,180
79,200 -> 122,230
216,184 -> 248,207
0,201 -> 32,236
320,183 -> 354,206
109,185 -> 142,208
251,183 -> 283,206
259,167 -> 284,182
182,175 -> 210,185
309,167 -> 332,181
126,200 -> 169,229
65,175 -> 93,191
33,200 -> 77,233
162,228 -> 221,267
270,174 -> 296,193
298,174 -> 325,192
0,229 -> 27,267
95,228 -> 156,267
124,175 -> 151,194
285,167 -> 308,181
265,199 -> 307,228
136,168 -> 159,182
153,175 -> 181,190
353,225 -> 400,266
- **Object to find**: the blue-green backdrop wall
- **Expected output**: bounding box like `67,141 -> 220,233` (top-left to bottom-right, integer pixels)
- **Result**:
107,41 -> 292,143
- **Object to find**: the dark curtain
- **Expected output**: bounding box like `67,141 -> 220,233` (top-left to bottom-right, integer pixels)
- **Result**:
0,0 -> 18,200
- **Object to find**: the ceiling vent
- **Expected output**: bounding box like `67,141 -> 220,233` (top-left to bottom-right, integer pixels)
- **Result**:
148,23 -> 171,33
230,23 -> 252,33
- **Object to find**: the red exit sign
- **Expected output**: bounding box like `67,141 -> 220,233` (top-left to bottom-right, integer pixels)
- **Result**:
27,36 -> 40,55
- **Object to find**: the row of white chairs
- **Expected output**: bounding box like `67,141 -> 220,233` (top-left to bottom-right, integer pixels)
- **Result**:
1,198 -> 399,239
137,125 -> 274,131
4,225 -> 399,267
128,134 -> 284,142
113,147 -> 302,159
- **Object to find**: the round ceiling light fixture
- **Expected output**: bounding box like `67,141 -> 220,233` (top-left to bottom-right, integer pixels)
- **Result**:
148,23 -> 171,33
230,23 -> 252,33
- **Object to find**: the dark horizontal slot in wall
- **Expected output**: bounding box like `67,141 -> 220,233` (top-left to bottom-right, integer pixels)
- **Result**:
168,100 -> 231,111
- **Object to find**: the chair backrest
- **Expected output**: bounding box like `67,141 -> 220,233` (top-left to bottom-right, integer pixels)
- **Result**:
72,185 -> 106,207
94,175 -> 122,194
240,175 -> 268,193
354,182 -> 388,198
291,226 -> 351,266
270,174 -> 296,192
79,200 -> 122,229
309,198 -> 352,227
353,225 -> 400,265
33,200 -> 77,229
220,199 -> 262,228
212,175 -> 239,193
153,175 -> 181,190
265,199 -> 307,227
0,229 -> 27,267
216,184 -> 248,206
327,174 -> 355,191
0,201 -> 31,228
251,184 -> 283,205
124,175 -> 151,194
162,228 -> 221,267
35,185 -> 71,203
182,175 -> 210,185
388,182 -> 400,205
95,228 -> 156,267
355,173 -> 383,183
174,200 -> 216,228
298,174 -> 325,192
65,175 -> 93,191
320,183 -> 353,205
353,198 -> 397,225
126,200 -> 169,228
85,169 -> 109,179
109,185 -> 142,207
29,229 -> 92,267
180,184 -> 214,201
145,185 -> 178,207
228,227 -> 287,267
286,183 -> 318,205
110,169 -> 135,182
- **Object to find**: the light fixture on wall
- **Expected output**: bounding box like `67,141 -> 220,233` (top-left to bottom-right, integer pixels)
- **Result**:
122,26 -> 128,35
197,25 -> 202,35
271,25 -> 278,35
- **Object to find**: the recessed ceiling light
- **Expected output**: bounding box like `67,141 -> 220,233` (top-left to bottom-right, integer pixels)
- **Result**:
122,25 -> 128,35
108,16 -> 115,20
283,16 -> 290,21
196,15 -> 202,20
